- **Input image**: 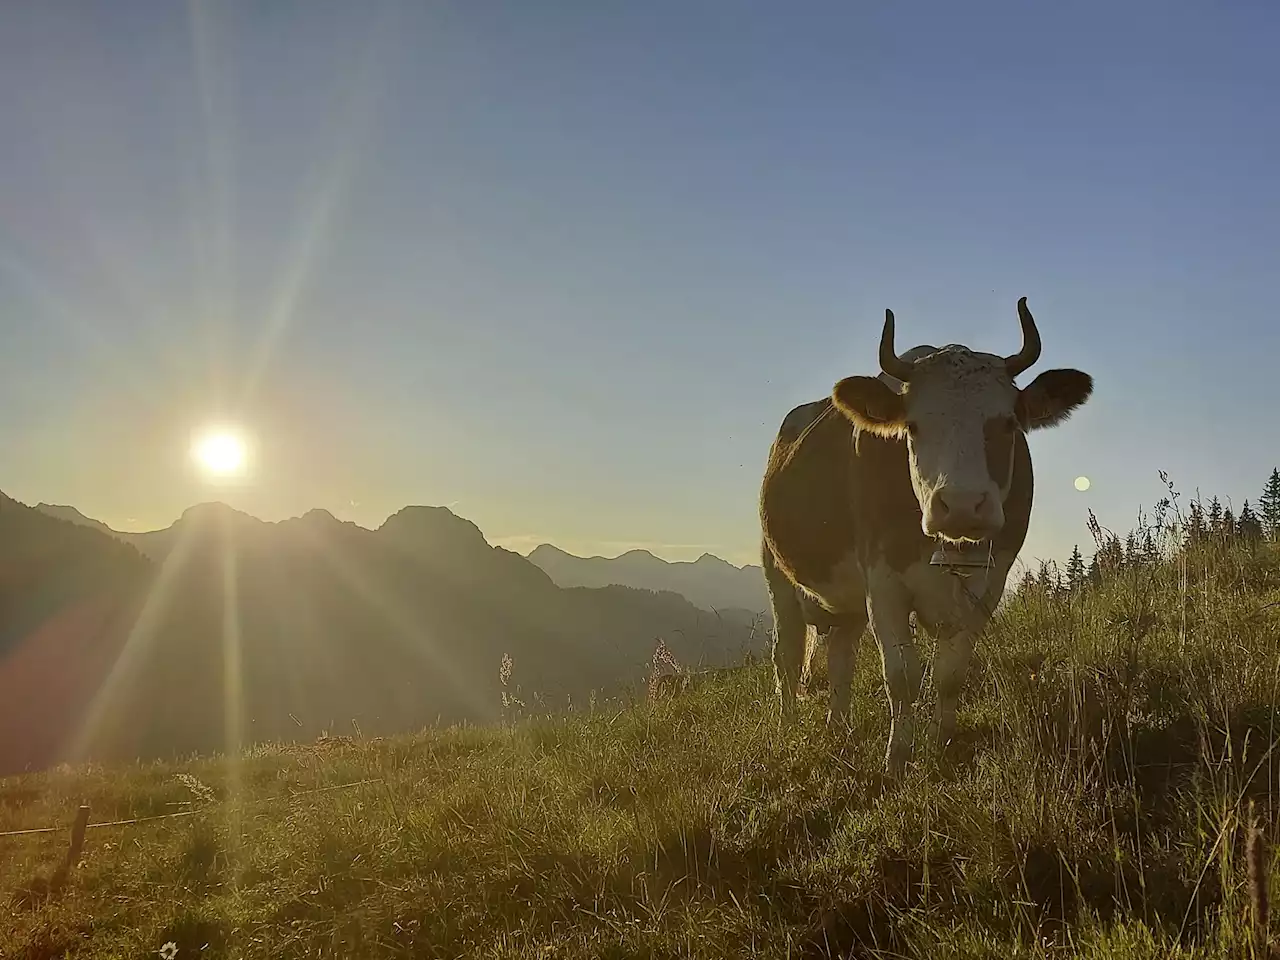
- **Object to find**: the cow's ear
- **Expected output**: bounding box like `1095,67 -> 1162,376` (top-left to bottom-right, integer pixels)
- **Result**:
1017,369 -> 1093,430
833,376 -> 907,437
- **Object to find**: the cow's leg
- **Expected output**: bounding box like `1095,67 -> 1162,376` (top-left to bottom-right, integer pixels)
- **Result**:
822,611 -> 867,729
867,572 -> 920,777
933,575 -> 1004,755
932,628 -> 975,754
763,547 -> 807,718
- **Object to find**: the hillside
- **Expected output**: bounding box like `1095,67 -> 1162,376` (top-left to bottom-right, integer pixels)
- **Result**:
32,503 -> 118,538
528,543 -> 770,615
4,515 -> 1280,958
34,504 -> 772,620
0,497 -> 763,776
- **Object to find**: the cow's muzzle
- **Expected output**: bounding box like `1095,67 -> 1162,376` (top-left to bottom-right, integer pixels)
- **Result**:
924,488 -> 1004,541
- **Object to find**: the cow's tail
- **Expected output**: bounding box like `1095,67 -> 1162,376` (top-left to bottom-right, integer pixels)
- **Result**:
762,540 -> 807,718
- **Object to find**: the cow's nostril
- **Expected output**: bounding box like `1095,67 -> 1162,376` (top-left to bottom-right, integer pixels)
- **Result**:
935,490 -> 989,527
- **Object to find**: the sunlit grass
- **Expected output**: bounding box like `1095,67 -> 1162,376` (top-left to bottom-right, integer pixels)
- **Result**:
3,530 -> 1280,958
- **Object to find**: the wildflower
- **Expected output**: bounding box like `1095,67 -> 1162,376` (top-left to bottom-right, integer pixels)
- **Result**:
646,637 -> 686,700
159,943 -> 178,960
649,637 -> 682,677
175,773 -> 215,804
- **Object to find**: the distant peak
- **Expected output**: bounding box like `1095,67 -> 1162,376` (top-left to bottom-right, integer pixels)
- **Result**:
179,502 -> 259,525
384,504 -> 461,521
693,553 -> 732,567
378,505 -> 487,544
528,543 -> 570,558
181,504 -> 229,519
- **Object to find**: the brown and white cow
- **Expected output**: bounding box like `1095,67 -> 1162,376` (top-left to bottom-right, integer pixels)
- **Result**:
758,298 -> 1092,775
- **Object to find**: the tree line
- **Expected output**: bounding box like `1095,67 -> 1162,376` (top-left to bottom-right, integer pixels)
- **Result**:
1017,467 -> 1280,598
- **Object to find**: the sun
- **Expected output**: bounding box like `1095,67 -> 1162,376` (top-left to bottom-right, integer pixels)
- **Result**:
192,429 -> 248,478
1074,476 -> 1091,492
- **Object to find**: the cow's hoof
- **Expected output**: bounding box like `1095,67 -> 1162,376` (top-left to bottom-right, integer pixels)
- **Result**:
824,709 -> 852,734
885,743 -> 912,780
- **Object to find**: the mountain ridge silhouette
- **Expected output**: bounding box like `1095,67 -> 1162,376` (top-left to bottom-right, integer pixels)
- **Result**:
36,502 -> 769,615
526,542 -> 770,615
2,495 -> 764,774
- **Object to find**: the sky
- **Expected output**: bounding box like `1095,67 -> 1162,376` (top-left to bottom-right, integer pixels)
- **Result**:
1,1 -> 1277,569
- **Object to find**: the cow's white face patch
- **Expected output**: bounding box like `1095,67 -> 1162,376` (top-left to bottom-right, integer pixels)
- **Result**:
899,347 -> 1019,541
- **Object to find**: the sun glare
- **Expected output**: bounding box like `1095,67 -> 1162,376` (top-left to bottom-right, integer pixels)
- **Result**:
193,429 -> 248,478
1074,476 -> 1091,492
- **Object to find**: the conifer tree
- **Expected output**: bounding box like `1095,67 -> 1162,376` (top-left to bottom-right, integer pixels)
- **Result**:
1017,568 -> 1037,596
1222,506 -> 1235,540
1087,553 -> 1102,587
1208,496 -> 1223,532
1260,468 -> 1280,541
1097,534 -> 1125,572
1186,500 -> 1205,544
1238,501 -> 1263,541
1037,560 -> 1053,591
1066,545 -> 1085,591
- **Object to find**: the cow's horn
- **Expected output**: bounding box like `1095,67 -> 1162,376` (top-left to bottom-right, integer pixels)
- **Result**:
879,309 -> 916,382
1005,297 -> 1042,377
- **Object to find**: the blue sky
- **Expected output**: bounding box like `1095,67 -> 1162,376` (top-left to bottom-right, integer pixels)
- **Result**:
0,1 -> 1277,569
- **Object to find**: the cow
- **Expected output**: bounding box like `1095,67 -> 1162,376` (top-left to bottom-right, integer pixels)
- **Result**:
758,298 -> 1092,776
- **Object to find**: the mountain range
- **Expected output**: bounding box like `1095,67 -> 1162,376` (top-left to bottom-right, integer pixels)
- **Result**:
526,543 -> 770,616
0,497 -> 766,775
36,505 -> 772,617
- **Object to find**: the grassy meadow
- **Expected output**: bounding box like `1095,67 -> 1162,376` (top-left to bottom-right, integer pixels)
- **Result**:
4,520 -> 1280,959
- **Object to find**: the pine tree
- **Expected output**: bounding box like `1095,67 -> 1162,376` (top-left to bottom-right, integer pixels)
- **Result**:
1037,560 -> 1053,591
1124,531 -> 1140,566
1017,569 -> 1037,596
1097,535 -> 1125,573
1066,545 -> 1085,591
1238,501 -> 1263,541
1208,496 -> 1223,533
1186,500 -> 1205,544
1087,553 -> 1102,587
1141,529 -> 1157,564
1222,506 -> 1235,540
1260,468 -> 1280,541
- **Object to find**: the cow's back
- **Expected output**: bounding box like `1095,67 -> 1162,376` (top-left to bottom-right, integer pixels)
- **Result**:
759,399 -> 862,590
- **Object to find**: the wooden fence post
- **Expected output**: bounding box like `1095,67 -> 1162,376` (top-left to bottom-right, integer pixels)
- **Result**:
65,803 -> 90,870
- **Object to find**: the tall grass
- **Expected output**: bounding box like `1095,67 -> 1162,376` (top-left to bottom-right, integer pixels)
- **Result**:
3,521 -> 1279,958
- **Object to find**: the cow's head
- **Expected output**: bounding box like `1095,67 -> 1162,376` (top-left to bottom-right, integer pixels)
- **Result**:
832,298 -> 1093,542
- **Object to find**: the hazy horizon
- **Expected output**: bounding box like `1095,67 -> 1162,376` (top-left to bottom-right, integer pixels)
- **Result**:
3,2 -> 1278,572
